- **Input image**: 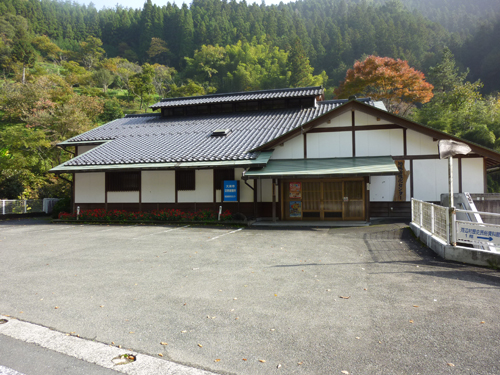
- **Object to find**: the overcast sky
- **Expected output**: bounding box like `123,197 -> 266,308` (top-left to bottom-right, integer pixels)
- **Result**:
78,0 -> 292,10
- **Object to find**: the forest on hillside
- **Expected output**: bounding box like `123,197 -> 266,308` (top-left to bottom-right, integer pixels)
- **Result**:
1,0 -> 500,201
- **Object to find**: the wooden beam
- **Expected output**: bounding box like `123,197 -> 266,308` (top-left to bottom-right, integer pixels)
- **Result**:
303,133 -> 307,159
403,128 -> 407,156
410,159 -> 414,199
352,111 -> 356,157
307,124 -> 403,133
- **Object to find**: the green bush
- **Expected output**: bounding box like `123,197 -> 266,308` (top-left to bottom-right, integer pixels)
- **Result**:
52,197 -> 72,219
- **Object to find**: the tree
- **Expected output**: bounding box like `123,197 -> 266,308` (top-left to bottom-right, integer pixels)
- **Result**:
129,63 -> 156,110
11,32 -> 36,84
335,55 -> 434,115
78,36 -> 105,70
92,68 -> 114,92
147,38 -> 170,64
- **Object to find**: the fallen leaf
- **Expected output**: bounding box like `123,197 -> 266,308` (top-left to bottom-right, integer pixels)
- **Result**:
234,298 -> 238,300
447,363 -> 455,367
214,359 -> 221,362
54,306 -> 59,309
409,320 -> 414,323
111,342 -> 115,345
242,358 -> 247,361
160,342 -> 168,345
277,364 -> 282,368
364,288 -> 367,291
158,353 -> 163,357
100,305 -> 104,308
413,305 -> 419,308
129,331 -> 134,334
480,321 -> 485,324
342,371 -> 349,375
181,330 -> 187,333
118,345 -> 122,348
298,362 -> 303,365
355,337 -> 360,340
274,294 -> 277,297
339,296 -> 350,299
198,344 -> 203,348
259,359 -> 266,363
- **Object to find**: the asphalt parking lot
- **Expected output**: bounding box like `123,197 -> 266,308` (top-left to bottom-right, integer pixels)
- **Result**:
1,218 -> 500,375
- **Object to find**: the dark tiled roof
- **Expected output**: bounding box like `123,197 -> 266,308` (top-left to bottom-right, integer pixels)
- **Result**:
150,86 -> 324,109
60,99 -> 375,167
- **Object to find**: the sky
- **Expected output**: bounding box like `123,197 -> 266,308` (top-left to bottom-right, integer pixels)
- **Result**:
77,0 -> 293,10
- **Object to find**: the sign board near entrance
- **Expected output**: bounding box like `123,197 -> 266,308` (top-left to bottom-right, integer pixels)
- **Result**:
223,180 -> 238,202
456,221 -> 500,246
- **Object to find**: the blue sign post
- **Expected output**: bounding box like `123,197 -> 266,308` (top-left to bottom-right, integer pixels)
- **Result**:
223,180 -> 238,202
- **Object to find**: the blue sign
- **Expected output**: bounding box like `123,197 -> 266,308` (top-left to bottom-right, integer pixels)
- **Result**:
223,180 -> 238,202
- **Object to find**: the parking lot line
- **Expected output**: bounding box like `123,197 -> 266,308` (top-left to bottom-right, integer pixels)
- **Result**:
207,227 -> 243,241
132,225 -> 190,240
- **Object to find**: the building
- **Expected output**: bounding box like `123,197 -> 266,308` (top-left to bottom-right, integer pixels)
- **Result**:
50,86 -> 500,222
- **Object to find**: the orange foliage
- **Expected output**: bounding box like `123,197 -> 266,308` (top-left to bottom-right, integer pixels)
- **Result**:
335,55 -> 434,114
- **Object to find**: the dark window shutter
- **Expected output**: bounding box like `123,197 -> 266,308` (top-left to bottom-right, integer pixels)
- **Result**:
176,170 -> 196,191
106,172 -> 140,192
214,168 -> 235,189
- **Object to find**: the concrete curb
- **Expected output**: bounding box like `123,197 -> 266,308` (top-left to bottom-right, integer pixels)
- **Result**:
0,316 -> 218,375
410,222 -> 500,267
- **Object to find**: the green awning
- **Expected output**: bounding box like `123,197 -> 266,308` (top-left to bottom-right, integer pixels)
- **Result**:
244,156 -> 399,179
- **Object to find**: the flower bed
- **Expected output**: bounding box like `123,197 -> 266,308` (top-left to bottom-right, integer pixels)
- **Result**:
58,208 -> 233,222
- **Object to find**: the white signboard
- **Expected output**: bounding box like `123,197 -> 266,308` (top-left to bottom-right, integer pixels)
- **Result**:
456,221 -> 500,246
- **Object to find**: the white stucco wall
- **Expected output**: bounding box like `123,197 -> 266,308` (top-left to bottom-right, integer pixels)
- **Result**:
235,168 -> 254,202
316,112 -> 351,128
178,169 -> 213,203
271,135 -> 304,159
413,159 -> 459,201
74,173 -> 105,203
142,170 -> 175,203
370,161 -> 411,201
107,191 -> 139,203
306,131 -> 352,158
370,176 -> 396,201
355,111 -> 392,126
407,130 -> 438,155
259,179 -> 278,202
356,129 -> 404,157
462,158 -> 484,193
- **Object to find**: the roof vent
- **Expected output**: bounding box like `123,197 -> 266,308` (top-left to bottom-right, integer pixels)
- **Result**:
211,129 -> 231,137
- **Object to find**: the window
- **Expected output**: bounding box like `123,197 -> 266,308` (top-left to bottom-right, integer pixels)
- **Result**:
176,170 -> 195,191
106,172 -> 140,191
214,168 -> 235,190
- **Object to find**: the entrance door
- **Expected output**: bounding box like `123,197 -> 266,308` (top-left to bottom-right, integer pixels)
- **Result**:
284,179 -> 365,221
343,180 -> 364,220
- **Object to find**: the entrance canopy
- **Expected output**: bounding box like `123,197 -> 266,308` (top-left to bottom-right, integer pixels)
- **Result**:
244,156 -> 399,179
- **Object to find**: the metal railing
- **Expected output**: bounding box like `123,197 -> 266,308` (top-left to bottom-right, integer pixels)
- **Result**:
412,198 -> 500,251
411,198 -> 449,242
1,198 -> 59,215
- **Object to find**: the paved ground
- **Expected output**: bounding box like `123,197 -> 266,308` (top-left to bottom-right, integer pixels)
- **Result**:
1,217 -> 500,374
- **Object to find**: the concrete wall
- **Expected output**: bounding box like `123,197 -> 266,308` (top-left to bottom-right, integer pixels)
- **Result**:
142,170 -> 175,203
75,173 -> 105,203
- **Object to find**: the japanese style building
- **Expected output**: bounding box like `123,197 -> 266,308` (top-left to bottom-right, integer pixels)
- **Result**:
50,86 -> 500,222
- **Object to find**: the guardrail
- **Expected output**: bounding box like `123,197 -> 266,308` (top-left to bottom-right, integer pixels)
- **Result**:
411,198 -> 449,242
1,198 -> 59,215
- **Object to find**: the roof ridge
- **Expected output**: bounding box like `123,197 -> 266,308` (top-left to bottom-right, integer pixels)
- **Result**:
125,113 -> 162,118
158,86 -> 323,103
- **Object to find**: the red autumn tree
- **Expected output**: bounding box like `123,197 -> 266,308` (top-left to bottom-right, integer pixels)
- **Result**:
335,55 -> 434,115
